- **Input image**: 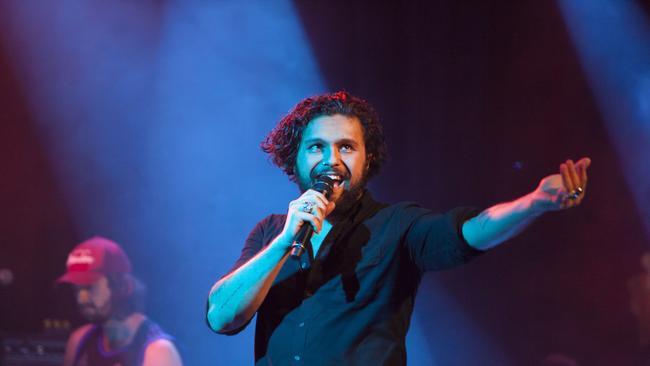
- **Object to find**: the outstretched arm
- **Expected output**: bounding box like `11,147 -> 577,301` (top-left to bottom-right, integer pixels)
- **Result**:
462,158 -> 591,250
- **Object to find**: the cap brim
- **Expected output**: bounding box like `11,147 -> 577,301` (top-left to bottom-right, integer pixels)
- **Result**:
56,271 -> 103,285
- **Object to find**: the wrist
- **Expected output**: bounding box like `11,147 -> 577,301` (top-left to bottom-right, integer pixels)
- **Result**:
269,232 -> 293,252
526,190 -> 551,216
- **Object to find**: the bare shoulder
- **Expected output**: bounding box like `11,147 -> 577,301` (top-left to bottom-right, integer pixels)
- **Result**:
63,324 -> 94,366
143,338 -> 183,366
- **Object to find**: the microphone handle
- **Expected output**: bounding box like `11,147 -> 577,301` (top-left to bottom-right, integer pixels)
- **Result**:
288,176 -> 333,259
290,223 -> 314,258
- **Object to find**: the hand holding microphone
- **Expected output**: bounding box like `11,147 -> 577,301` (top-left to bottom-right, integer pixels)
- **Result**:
277,176 -> 335,259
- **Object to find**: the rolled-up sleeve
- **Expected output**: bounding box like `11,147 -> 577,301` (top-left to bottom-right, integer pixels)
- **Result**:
404,206 -> 484,272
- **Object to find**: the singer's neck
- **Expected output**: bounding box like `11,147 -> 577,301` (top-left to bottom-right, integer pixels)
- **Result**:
327,189 -> 366,222
311,219 -> 333,257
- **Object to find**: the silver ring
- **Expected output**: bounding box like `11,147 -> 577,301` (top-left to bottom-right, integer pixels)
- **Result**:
567,190 -> 580,200
300,201 -> 315,213
567,186 -> 584,201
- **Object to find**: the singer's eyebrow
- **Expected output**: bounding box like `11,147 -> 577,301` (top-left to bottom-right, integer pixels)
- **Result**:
336,138 -> 360,147
302,138 -> 323,145
302,137 -> 360,147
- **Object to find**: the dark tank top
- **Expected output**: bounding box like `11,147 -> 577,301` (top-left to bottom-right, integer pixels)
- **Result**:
73,318 -> 172,366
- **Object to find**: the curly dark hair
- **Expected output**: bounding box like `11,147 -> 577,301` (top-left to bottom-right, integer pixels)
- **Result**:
261,91 -> 387,181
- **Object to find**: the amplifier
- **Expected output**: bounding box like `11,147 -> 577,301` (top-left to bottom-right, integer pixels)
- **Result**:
1,334 -> 66,366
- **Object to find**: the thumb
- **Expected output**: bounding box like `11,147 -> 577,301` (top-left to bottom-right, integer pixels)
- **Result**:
326,201 -> 336,216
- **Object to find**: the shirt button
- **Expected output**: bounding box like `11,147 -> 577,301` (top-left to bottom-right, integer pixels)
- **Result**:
301,262 -> 308,269
299,322 -> 305,327
294,355 -> 301,361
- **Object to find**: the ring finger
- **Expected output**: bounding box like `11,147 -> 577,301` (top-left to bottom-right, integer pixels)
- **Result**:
300,199 -> 325,217
567,160 -> 581,192
560,162 -> 575,195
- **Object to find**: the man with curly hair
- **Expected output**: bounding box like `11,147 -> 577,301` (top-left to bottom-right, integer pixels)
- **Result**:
206,91 -> 591,365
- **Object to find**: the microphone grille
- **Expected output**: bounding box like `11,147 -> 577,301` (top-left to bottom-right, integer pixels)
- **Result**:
312,176 -> 335,198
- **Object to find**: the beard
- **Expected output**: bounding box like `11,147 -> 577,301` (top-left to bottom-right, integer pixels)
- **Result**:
78,304 -> 111,324
297,167 -> 368,221
327,179 -> 366,221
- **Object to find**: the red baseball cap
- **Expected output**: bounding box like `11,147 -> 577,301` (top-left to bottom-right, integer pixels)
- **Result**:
57,236 -> 132,285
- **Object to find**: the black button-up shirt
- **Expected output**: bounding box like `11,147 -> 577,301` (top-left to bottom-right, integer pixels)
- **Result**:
218,191 -> 482,365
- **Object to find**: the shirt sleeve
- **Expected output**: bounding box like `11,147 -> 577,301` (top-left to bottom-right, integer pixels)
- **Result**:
403,205 -> 484,272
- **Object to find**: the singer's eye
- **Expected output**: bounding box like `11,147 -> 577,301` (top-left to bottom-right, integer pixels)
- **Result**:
307,144 -> 322,152
340,144 -> 354,152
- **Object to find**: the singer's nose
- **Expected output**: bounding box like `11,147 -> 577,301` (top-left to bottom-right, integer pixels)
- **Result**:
323,146 -> 341,166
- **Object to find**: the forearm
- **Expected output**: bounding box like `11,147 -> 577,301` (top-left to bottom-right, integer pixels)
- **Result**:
206,236 -> 291,333
462,191 -> 544,250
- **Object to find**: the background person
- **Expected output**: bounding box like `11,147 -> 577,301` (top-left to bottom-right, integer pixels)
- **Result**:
58,236 -> 183,366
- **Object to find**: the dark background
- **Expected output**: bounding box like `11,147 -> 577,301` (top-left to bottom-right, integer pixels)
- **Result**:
292,1 -> 647,364
1,0 -> 648,365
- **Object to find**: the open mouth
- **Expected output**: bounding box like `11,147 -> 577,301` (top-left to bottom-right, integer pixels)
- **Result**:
316,173 -> 346,188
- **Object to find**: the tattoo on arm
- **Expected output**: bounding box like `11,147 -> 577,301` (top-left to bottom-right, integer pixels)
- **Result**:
217,283 -> 244,311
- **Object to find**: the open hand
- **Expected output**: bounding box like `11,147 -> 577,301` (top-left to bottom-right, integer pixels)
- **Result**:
532,157 -> 591,212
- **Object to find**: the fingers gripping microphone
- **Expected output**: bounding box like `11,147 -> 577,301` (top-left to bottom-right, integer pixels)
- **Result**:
290,176 -> 335,259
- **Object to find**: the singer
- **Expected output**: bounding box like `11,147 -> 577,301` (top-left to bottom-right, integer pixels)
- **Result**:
206,91 -> 590,365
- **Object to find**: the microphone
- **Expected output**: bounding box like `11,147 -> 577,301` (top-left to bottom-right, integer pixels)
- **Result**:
290,176 -> 335,259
